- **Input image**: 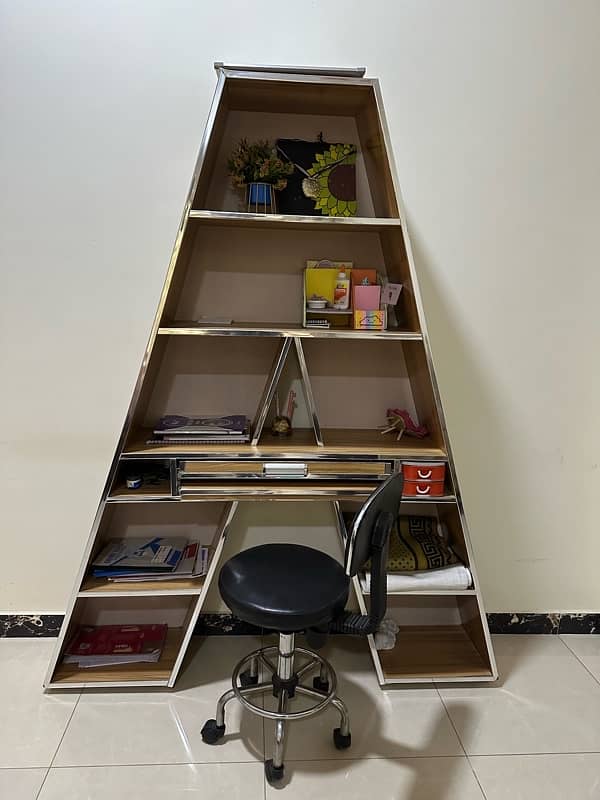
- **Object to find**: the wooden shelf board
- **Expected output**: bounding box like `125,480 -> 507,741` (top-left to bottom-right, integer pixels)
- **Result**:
379,625 -> 492,680
78,576 -> 206,596
50,628 -> 182,686
321,429 -> 446,458
108,480 -> 173,502
361,588 -> 477,597
188,209 -> 402,232
157,321 -> 422,342
123,428 -> 446,460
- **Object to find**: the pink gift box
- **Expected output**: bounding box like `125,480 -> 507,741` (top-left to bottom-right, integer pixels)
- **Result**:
353,285 -> 381,311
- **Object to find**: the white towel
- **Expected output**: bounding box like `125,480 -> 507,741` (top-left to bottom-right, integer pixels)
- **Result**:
361,564 -> 472,593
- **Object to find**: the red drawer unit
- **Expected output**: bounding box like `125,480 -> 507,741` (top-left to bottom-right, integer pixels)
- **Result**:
401,462 -> 447,497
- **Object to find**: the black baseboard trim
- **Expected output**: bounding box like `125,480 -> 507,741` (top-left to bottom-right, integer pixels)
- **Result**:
2,612 -> 599,638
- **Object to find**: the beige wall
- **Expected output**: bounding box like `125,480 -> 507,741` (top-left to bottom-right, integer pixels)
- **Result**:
1,1 -> 599,613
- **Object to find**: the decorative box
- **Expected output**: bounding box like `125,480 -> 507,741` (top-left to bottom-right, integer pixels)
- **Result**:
403,480 -> 446,497
353,309 -> 386,330
402,461 -> 446,497
353,284 -> 381,311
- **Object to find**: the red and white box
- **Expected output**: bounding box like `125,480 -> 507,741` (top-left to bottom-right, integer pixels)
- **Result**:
402,462 -> 446,497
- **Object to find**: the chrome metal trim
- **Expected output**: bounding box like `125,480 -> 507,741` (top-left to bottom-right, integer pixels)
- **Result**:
263,461 -> 307,478
214,62 -> 366,78
169,460 -> 179,497
179,486 -> 374,499
157,324 -> 423,342
230,646 -> 338,721
179,472 -> 385,482
372,77 -> 497,679
144,454 -> 404,462
168,501 -> 239,686
43,69 -> 230,691
46,679 -> 171,690
215,67 -> 372,90
188,208 -> 401,229
251,338 -> 293,446
293,338 -> 323,446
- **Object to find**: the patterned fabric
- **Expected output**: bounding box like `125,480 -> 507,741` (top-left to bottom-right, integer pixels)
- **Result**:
387,516 -> 458,572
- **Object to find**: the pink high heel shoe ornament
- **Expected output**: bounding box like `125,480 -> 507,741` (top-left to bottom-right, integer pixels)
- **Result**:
381,408 -> 428,440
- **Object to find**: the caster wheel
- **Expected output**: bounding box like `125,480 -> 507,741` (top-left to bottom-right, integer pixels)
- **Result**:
333,727 -> 352,750
201,719 -> 225,744
239,669 -> 259,688
265,759 -> 285,785
312,676 -> 329,693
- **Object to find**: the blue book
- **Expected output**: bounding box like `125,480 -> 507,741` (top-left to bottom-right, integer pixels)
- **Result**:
92,537 -> 187,574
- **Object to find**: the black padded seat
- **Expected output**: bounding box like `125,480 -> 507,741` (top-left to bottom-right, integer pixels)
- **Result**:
219,544 -> 350,632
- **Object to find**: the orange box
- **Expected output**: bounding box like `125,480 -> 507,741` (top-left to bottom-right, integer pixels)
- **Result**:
402,462 -> 446,482
353,309 -> 386,330
403,480 -> 446,497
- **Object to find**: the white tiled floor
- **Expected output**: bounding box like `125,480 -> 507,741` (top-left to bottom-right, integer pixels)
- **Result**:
2,634 -> 600,799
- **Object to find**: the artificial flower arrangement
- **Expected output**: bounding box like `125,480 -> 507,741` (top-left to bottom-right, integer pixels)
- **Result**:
227,139 -> 293,191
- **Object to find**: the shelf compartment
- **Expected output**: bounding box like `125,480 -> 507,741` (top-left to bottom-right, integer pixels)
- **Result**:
124,334 -> 284,452
375,595 -> 494,683
48,595 -> 196,688
191,86 -> 396,218
379,625 -> 492,682
160,222 -> 418,331
107,459 -> 173,502
50,627 -> 184,687
81,501 -> 228,592
300,338 -> 446,454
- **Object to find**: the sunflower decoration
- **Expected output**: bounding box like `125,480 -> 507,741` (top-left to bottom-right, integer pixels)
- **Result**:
303,144 -> 358,217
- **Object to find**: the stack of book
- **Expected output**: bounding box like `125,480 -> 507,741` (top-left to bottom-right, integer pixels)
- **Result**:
91,537 -> 210,583
64,623 -> 168,668
150,414 -> 251,445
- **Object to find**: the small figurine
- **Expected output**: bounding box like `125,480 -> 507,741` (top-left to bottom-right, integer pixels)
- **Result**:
380,408 -> 428,440
271,391 -> 296,437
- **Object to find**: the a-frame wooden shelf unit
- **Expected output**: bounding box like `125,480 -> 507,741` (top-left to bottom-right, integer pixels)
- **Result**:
45,64 -> 497,690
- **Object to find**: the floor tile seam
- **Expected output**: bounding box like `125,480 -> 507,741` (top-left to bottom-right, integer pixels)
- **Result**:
558,636 -> 600,687
34,691 -> 82,797
46,759 -> 266,770
0,767 -> 49,771
467,750 -> 600,759
434,684 -> 469,758
33,767 -> 51,800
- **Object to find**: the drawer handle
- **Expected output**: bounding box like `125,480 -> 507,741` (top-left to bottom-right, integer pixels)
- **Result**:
263,462 -> 307,478
417,469 -> 432,479
416,485 -> 431,495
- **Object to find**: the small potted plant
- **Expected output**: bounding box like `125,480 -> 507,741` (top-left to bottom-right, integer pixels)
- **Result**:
227,139 -> 293,212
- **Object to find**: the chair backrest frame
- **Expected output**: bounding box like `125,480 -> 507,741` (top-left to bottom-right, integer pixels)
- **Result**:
344,471 -> 404,577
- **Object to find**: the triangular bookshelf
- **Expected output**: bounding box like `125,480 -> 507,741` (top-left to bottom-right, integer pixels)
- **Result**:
44,64 -> 496,690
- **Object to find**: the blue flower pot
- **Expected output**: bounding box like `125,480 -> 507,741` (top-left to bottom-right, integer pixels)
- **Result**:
248,182 -> 271,204
247,182 -> 275,212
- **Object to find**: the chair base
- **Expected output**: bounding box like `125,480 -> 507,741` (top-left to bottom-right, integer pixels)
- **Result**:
201,633 -> 351,785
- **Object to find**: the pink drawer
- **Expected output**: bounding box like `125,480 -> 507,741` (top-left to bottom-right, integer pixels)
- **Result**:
403,479 -> 445,497
402,462 -> 446,482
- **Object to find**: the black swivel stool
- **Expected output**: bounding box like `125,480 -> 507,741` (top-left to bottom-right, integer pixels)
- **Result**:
201,471 -> 403,785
